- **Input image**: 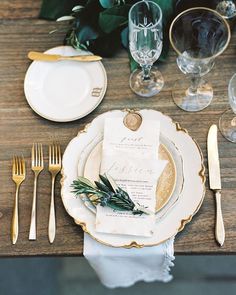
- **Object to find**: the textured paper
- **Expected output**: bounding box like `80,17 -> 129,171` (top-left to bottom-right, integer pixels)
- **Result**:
102,117 -> 160,158
96,117 -> 166,237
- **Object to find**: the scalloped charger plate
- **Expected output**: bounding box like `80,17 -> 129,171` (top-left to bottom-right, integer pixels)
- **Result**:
61,110 -> 206,248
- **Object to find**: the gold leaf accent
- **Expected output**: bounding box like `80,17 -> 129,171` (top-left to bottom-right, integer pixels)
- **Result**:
77,123 -> 91,136
61,110 -> 206,248
175,122 -> 188,133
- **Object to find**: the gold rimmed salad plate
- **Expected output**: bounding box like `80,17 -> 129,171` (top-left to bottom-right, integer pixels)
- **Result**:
84,141 -> 176,212
77,133 -> 184,220
24,46 -> 107,122
61,109 -> 205,248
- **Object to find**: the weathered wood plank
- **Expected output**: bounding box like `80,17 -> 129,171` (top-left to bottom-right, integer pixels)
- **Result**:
0,17 -> 236,256
0,1 -> 41,19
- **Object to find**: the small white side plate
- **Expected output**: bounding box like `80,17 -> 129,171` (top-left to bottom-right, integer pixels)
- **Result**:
24,46 -> 107,122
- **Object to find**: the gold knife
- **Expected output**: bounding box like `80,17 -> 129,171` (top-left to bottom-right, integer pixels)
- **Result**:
28,51 -> 102,62
207,124 -> 225,246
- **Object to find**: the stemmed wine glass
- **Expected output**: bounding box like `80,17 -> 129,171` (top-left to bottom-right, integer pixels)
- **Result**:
175,0 -> 236,20
216,0 -> 236,19
219,73 -> 236,142
169,7 -> 231,112
129,1 -> 164,97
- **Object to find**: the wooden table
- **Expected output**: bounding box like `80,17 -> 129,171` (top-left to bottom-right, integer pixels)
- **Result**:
1,1 -> 236,256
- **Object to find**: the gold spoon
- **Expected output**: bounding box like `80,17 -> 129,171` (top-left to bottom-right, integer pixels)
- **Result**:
28,51 -> 102,62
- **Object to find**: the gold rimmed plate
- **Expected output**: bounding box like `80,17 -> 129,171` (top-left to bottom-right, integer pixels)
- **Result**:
61,109 -> 205,248
24,46 -> 107,122
84,142 -> 176,212
77,134 -> 183,219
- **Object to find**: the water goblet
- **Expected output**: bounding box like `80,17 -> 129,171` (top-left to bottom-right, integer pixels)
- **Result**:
219,73 -> 236,142
129,0 -> 164,97
169,7 -> 231,112
216,0 -> 236,19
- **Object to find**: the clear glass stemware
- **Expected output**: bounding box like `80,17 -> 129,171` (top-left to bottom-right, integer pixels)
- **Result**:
216,0 -> 236,19
219,73 -> 236,142
169,7 -> 231,112
129,0 -> 164,97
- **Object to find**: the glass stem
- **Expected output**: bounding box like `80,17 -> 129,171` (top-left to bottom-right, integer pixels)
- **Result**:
141,65 -> 151,81
189,75 -> 201,95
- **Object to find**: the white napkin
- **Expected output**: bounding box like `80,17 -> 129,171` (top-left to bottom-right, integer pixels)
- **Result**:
83,117 -> 174,288
83,234 -> 174,288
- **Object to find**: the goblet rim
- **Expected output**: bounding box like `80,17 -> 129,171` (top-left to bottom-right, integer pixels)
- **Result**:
128,0 -> 163,29
169,6 -> 231,61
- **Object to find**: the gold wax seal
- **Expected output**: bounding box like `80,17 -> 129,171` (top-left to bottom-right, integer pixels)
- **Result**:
123,112 -> 142,131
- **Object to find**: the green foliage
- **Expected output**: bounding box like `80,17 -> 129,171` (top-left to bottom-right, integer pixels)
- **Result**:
99,4 -> 131,34
40,0 -> 174,69
71,174 -> 146,215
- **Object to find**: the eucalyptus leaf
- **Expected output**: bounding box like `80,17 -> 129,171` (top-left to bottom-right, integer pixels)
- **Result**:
75,25 -> 99,43
121,26 -> 128,48
87,31 -> 121,56
71,175 -> 146,215
75,177 -> 96,189
72,5 -> 85,12
99,4 -> 130,34
57,16 -> 75,22
99,0 -> 116,9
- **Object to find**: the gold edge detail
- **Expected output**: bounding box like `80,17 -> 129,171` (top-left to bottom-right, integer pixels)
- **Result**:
169,7 -> 231,61
175,122 -> 188,134
77,123 -> 91,136
62,109 -> 206,249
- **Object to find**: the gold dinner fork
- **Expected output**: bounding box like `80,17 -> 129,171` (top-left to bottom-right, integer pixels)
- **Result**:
48,143 -> 61,244
29,143 -> 44,240
11,156 -> 26,244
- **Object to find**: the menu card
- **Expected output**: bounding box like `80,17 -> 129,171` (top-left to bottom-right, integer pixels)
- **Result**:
95,117 -> 167,237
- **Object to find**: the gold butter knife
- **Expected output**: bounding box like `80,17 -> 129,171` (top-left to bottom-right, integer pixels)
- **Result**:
28,51 -> 102,62
207,124 -> 225,246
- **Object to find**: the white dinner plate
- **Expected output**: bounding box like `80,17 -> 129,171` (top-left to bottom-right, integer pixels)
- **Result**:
61,110 -> 206,248
24,46 -> 107,122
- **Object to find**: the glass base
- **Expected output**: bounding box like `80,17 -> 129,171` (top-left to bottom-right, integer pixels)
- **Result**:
129,66 -> 164,97
172,78 -> 213,112
219,109 -> 236,143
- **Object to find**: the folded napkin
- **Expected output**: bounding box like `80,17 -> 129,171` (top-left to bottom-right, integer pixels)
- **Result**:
83,116 -> 174,288
83,234 -> 174,288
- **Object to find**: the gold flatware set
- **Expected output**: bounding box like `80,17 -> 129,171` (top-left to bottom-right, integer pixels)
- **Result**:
11,131 -> 225,248
11,143 -> 61,245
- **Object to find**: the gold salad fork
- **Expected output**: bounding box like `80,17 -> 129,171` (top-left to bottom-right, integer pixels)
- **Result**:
29,143 -> 44,240
48,143 -> 61,244
11,156 -> 26,244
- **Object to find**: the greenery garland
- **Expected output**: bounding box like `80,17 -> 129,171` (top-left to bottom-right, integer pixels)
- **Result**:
40,0 -> 174,70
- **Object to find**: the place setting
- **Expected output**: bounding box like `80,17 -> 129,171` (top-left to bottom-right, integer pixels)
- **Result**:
10,0 -> 236,289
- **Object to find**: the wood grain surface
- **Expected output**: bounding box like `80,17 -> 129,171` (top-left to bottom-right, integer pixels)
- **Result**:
0,3 -> 236,256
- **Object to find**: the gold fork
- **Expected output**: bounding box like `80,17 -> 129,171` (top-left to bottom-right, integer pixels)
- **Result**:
29,143 -> 44,240
48,143 -> 61,244
11,156 -> 26,244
